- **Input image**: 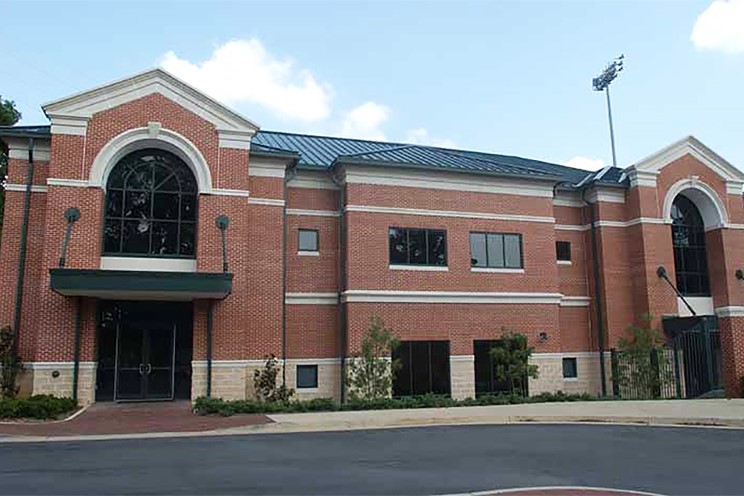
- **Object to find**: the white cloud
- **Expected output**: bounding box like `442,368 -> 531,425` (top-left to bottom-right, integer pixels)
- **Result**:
564,156 -> 606,171
160,39 -> 332,122
691,0 -> 744,54
404,128 -> 457,148
339,102 -> 390,141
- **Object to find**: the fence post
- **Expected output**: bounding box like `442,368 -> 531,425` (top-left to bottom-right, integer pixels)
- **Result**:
702,323 -> 715,395
611,349 -> 620,398
673,337 -> 682,399
650,347 -> 661,399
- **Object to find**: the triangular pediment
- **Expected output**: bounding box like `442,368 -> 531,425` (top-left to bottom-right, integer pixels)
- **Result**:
42,68 -> 259,135
630,135 -> 744,182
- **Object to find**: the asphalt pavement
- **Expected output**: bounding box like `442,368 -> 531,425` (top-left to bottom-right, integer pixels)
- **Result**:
2,424 -> 743,495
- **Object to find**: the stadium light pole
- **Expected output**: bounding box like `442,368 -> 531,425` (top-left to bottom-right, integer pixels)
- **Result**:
592,55 -> 624,167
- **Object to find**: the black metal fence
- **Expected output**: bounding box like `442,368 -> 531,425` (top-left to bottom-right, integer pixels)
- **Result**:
611,330 -> 722,400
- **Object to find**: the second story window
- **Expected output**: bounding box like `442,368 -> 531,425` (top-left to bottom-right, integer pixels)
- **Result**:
104,149 -> 197,258
470,232 -> 522,269
556,241 -> 572,262
389,227 -> 447,266
298,229 -> 319,252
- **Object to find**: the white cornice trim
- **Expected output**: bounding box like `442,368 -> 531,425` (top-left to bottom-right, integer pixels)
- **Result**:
342,290 -> 563,304
585,188 -> 626,204
3,184 -> 48,193
553,198 -> 584,208
560,296 -> 591,307
286,208 -> 340,217
342,166 -> 555,198
48,115 -> 89,136
346,205 -> 555,224
554,224 -> 590,232
726,182 -> 744,196
8,148 -> 51,162
626,169 -> 659,189
192,360 -> 266,368
532,352 -> 601,359
715,306 -> 744,318
25,361 -> 97,370
248,197 -> 285,207
630,135 -> 744,182
211,188 -> 250,197
288,172 -> 339,190
43,68 -> 259,139
100,257 -> 196,273
285,292 -> 338,305
249,157 -> 289,178
47,178 -> 90,188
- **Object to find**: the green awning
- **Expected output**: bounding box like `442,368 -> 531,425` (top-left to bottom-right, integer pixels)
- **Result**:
50,268 -> 233,301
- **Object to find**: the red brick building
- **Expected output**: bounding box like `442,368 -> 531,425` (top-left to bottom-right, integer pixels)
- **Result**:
1,69 -> 743,404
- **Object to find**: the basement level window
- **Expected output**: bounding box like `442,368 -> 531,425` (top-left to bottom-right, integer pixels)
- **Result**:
562,357 -> 578,379
556,241 -> 572,262
296,365 -> 318,389
298,229 -> 319,252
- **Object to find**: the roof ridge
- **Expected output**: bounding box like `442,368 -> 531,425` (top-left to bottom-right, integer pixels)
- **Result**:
258,129 -> 407,148
433,147 -> 557,177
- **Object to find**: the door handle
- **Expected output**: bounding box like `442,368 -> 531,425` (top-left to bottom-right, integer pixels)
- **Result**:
138,364 -> 145,375
146,363 -> 152,375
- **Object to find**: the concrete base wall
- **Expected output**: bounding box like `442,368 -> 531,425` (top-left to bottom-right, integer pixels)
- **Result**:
529,353 -> 609,396
25,362 -> 96,405
450,355 -> 475,399
286,359 -> 341,401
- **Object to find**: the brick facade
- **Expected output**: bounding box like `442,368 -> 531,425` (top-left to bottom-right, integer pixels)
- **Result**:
2,70 -> 744,405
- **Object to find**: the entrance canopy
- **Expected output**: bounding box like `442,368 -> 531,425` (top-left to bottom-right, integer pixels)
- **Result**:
50,268 -> 233,300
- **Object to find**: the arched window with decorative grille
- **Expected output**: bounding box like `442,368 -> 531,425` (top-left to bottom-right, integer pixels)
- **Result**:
671,195 -> 710,296
103,149 -> 197,258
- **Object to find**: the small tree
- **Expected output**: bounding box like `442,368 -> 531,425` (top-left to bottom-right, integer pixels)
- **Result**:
0,326 -> 21,398
253,354 -> 294,403
616,314 -> 672,399
346,316 -> 400,400
490,330 -> 539,396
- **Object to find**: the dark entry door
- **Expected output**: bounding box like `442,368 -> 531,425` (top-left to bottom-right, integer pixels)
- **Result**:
115,322 -> 176,401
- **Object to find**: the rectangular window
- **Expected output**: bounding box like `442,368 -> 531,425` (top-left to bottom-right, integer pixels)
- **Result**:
470,233 -> 522,268
389,227 -> 447,266
556,241 -> 571,262
298,229 -> 319,252
296,365 -> 318,388
473,339 -> 530,396
562,357 -> 578,379
393,341 -> 451,397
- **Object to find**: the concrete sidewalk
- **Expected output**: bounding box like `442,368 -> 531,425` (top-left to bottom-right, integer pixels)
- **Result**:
2,399 -> 743,443
261,399 -> 744,434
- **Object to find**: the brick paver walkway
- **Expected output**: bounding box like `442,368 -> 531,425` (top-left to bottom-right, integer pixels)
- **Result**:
0,401 -> 270,437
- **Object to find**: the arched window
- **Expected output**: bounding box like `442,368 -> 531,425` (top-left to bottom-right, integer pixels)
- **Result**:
103,149 -> 197,258
671,195 -> 710,296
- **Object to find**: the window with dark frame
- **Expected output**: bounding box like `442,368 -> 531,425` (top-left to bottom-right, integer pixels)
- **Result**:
392,341 -> 451,397
671,195 -> 711,296
389,227 -> 447,266
470,232 -> 522,268
298,229 -> 319,252
556,241 -> 572,262
562,357 -> 578,378
103,149 -> 197,258
296,365 -> 318,388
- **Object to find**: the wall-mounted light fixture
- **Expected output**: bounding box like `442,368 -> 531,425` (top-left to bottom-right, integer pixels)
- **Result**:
539,332 -> 549,343
736,269 -> 744,281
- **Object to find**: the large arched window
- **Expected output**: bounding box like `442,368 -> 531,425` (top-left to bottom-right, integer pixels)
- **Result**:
103,149 -> 197,258
671,195 -> 710,296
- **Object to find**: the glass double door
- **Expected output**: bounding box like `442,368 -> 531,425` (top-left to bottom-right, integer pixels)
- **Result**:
115,319 -> 176,401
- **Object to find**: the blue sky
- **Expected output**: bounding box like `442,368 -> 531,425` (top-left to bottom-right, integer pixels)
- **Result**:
3,0 -> 743,170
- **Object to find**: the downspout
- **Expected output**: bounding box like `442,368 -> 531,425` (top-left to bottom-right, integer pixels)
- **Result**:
72,297 -> 81,402
206,301 -> 213,397
582,186 -> 608,396
12,138 -> 35,354
330,172 -> 347,403
281,162 -> 298,387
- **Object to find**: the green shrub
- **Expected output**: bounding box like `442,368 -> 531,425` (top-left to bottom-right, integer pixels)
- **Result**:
0,395 -> 77,419
193,391 -> 599,416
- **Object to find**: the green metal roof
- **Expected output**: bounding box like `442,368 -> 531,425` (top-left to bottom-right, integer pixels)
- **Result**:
0,125 -> 625,186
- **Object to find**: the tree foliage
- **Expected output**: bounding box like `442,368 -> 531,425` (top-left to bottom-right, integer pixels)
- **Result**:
616,314 -> 673,399
0,96 -> 21,247
0,326 -> 21,398
346,316 -> 400,400
253,354 -> 295,403
490,330 -> 539,396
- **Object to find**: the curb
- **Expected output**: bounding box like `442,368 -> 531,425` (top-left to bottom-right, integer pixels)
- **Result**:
0,405 -> 90,426
1,414 -> 743,443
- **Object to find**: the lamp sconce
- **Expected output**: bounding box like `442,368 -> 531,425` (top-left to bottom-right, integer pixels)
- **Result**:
736,269 -> 744,281
656,266 -> 667,278
538,332 -> 549,343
